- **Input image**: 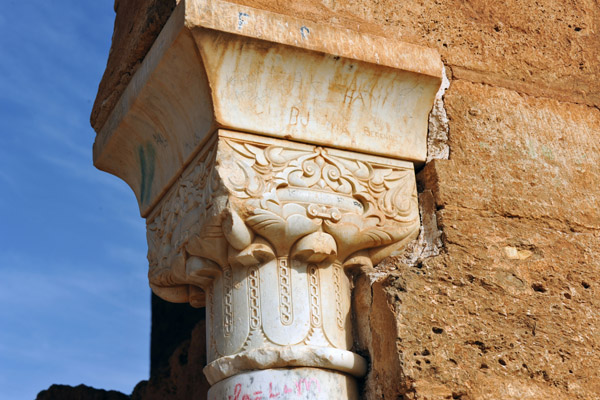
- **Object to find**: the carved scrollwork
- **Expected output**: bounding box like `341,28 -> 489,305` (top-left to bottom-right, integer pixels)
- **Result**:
146,136 -> 223,303
220,134 -> 420,263
145,130 -> 419,360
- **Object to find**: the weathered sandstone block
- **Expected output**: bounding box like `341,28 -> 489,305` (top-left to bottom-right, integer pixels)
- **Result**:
358,80 -> 600,399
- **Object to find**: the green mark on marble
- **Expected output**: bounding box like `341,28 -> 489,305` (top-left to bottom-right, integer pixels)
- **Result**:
138,143 -> 156,205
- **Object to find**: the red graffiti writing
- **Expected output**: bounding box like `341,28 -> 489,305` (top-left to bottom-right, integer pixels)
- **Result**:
226,377 -> 322,400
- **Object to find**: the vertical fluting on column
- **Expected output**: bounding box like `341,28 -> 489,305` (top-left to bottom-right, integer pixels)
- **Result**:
248,266 -> 261,331
307,264 -> 322,329
332,262 -> 345,331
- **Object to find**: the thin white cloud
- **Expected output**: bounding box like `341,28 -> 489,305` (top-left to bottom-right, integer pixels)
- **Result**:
0,2 -> 149,399
37,152 -> 134,195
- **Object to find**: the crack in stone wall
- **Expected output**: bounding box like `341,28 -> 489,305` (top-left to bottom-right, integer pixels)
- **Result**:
351,66 -> 450,400
383,65 -> 449,269
427,66 -> 451,163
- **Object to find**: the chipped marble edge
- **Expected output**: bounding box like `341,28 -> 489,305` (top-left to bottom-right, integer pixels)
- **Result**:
185,0 -> 443,79
203,345 -> 368,385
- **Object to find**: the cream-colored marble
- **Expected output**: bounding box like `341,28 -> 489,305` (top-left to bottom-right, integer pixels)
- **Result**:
203,346 -> 367,384
92,0 -> 442,396
146,129 -> 419,301
145,129 -> 419,385
208,368 -> 359,400
93,0 -> 442,216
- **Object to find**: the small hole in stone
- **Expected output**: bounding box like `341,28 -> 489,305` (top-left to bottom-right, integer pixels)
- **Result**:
480,363 -> 488,369
499,358 -> 507,366
532,283 -> 546,293
432,327 -> 444,334
416,360 -> 421,365
425,359 -> 431,364
569,370 -> 573,374
563,292 -> 571,299
542,371 -> 550,381
582,281 -> 590,289
422,349 -> 431,356
574,26 -> 582,31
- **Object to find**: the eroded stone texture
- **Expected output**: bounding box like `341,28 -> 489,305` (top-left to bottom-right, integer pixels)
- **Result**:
360,81 -> 600,399
432,80 -> 600,230
320,0 -> 600,107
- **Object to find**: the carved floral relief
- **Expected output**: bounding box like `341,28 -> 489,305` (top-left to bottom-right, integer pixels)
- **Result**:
145,130 -> 419,363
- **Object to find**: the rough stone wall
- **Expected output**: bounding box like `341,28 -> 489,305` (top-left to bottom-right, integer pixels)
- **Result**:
355,79 -> 600,399
82,0 -> 600,399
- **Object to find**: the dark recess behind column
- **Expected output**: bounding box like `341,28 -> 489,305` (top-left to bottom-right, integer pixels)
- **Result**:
150,293 -> 205,377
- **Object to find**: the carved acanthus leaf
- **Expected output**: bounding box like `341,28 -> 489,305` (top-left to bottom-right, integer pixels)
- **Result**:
145,132 -> 420,306
220,135 -> 419,263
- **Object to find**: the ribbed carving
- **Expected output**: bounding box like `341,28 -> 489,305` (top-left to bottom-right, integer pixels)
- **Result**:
308,264 -> 322,327
277,257 -> 293,326
248,266 -> 261,330
333,263 -> 344,330
223,266 -> 234,336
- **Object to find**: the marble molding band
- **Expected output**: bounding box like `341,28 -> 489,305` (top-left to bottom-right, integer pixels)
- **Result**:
203,346 -> 368,385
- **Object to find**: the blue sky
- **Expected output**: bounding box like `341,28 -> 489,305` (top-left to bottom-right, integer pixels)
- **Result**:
0,1 -> 151,398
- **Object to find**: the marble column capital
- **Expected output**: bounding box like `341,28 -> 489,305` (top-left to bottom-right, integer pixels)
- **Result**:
93,0 -> 443,217
147,130 -> 420,307
92,0 -> 443,397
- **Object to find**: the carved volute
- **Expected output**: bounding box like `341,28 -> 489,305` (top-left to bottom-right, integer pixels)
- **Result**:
92,0 -> 442,398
